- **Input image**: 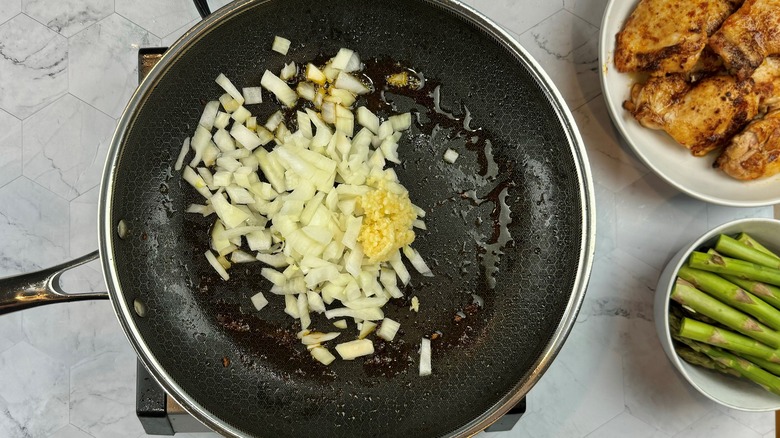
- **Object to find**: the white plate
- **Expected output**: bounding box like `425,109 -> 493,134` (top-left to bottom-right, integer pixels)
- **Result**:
598,0 -> 780,207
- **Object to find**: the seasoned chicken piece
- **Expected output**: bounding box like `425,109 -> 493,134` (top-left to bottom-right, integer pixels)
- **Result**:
615,0 -> 741,74
624,74 -> 760,156
749,57 -> 780,110
716,110 -> 780,180
710,0 -> 780,80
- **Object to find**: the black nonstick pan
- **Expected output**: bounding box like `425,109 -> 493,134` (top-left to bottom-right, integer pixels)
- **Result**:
0,0 -> 595,436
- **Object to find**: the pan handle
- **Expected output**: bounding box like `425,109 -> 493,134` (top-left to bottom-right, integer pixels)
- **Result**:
193,0 -> 211,19
0,251 -> 108,315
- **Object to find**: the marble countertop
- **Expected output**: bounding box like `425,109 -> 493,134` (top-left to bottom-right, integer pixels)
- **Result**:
0,0 -> 775,437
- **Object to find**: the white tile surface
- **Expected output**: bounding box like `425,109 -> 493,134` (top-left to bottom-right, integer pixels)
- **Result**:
0,109 -> 22,188
672,410 -> 763,438
715,404 -> 775,436
22,93 -> 114,201
22,0 -> 113,37
115,0 -> 199,39
516,9 -> 601,111
585,410 -> 669,438
0,14 -> 67,119
563,0 -> 609,27
462,0 -> 563,36
0,0 -> 777,437
0,177 -> 70,275
69,350 -> 148,438
0,342 -> 69,438
21,300 -> 127,367
68,14 -> 160,119
0,0 -> 21,25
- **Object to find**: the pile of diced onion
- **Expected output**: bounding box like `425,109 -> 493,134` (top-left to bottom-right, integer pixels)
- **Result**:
175,37 -> 433,375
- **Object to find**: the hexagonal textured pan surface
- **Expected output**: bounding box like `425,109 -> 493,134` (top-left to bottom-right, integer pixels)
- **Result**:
100,0 -> 594,436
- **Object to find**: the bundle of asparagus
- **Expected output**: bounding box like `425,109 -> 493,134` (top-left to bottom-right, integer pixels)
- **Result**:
670,232 -> 780,397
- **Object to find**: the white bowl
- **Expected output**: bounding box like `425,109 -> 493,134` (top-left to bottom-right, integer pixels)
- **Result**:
655,218 -> 780,411
599,0 -> 780,207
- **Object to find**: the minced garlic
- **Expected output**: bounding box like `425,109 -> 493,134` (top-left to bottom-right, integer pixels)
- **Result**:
357,185 -> 416,262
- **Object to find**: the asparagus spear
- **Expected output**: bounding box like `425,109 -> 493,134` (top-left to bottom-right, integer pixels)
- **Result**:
676,344 -> 741,377
677,266 -> 780,330
723,275 -> 780,310
741,354 -> 780,376
737,233 -> 780,260
679,336 -> 780,396
688,251 -> 780,286
678,317 -> 780,363
672,279 -> 780,348
715,234 -> 780,270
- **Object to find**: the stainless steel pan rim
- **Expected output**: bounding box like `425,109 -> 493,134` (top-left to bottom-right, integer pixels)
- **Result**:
98,0 -> 596,436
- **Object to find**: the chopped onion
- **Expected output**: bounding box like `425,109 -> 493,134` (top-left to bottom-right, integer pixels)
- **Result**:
230,250 -> 257,264
310,346 -> 336,365
215,73 -> 244,105
301,331 -> 340,345
213,128 -> 235,152
298,294 -> 311,330
174,137 -> 190,171
333,319 -> 348,329
388,250 -> 411,285
189,125 -> 211,167
343,52 -> 362,73
403,245 -> 433,277
280,62 -> 297,81
305,63 -> 327,85
185,203 -> 214,216
331,48 -> 354,70
214,111 -> 231,129
250,292 -> 268,310
261,70 -> 297,107
443,148 -> 459,163
231,106 -> 252,123
307,291 -> 327,313
230,123 -> 263,151
261,267 -> 287,287
284,294 -> 299,318
297,82 -> 316,101
356,107 -> 380,134
205,250 -> 229,280
328,88 -> 356,107
472,294 -> 484,307
219,93 -> 240,113
335,339 -> 374,360
377,318 -> 400,341
272,35 -> 291,55
256,252 -> 289,268
325,307 -> 383,321
377,120 -> 393,140
419,338 -> 432,376
242,86 -> 263,105
334,72 -> 369,95
358,321 -> 376,339
211,193 -> 249,228
182,166 -> 211,198
389,113 -> 411,131
199,101 -> 220,130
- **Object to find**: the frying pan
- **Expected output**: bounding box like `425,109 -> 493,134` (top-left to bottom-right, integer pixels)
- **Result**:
0,0 -> 595,436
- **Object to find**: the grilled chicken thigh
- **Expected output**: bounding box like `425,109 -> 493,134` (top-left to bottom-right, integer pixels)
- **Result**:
624,74 -> 760,155
624,57 -> 780,156
710,0 -> 780,80
615,0 -> 741,74
717,109 -> 780,179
